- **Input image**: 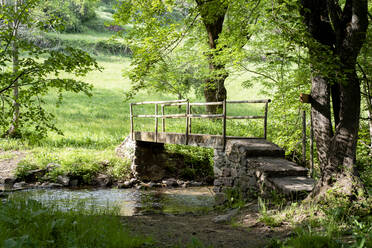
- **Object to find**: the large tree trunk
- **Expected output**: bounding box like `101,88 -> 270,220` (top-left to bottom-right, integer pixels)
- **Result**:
196,0 -> 228,113
300,0 -> 369,200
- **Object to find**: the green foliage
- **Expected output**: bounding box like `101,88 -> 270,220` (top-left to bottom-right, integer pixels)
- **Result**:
113,0 -> 206,100
113,0 -> 266,101
283,229 -> 343,248
28,32 -> 131,56
0,0 -> 99,138
234,3 -> 312,158
165,144 -> 213,181
223,188 -> 246,209
41,0 -> 98,33
0,197 -> 152,247
258,197 -> 282,227
14,148 -> 131,183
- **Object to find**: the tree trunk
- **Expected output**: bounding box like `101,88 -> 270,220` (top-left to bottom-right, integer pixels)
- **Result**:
311,69 -> 362,198
300,0 -> 369,200
196,0 -> 228,113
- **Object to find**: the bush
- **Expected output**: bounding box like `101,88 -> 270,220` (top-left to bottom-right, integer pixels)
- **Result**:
165,144 -> 214,182
42,0 -> 97,33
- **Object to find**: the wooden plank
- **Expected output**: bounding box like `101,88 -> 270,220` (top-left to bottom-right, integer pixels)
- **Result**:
134,114 -> 186,118
189,105 -> 192,133
226,115 -> 265,119
189,101 -> 223,106
264,102 -> 268,139
227,99 -> 271,104
186,101 -> 190,145
130,103 -> 134,140
302,110 -> 306,166
132,99 -> 188,105
155,104 -> 158,143
134,114 -> 264,119
161,105 -> 165,132
133,131 -> 224,148
188,114 -> 224,118
162,102 -> 188,106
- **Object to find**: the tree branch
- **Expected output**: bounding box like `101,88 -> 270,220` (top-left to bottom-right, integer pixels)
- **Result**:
238,63 -> 279,84
163,11 -> 200,54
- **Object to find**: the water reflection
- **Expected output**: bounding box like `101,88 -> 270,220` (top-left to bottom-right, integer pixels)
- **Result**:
8,187 -> 215,216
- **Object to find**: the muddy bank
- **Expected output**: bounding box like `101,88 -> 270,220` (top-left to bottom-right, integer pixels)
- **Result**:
123,202 -> 290,248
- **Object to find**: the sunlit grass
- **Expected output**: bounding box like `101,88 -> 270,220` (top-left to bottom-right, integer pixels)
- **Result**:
0,50 -> 269,179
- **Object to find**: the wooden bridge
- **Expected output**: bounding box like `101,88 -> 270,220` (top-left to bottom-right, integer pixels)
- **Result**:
130,99 -> 271,149
125,99 -> 315,198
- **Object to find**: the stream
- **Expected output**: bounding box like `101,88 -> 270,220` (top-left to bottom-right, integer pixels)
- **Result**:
4,187 -> 215,216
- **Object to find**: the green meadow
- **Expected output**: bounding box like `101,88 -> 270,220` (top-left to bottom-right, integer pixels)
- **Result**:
0,50 -> 268,182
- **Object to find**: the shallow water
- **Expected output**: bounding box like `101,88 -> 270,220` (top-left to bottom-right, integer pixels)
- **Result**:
7,187 -> 215,216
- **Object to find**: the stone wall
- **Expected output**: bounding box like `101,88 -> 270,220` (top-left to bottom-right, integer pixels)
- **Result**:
213,148 -> 258,200
116,137 -> 186,182
117,137 -> 312,201
213,139 -> 286,201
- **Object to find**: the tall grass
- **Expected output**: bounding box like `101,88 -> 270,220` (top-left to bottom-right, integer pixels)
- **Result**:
0,197 -> 152,247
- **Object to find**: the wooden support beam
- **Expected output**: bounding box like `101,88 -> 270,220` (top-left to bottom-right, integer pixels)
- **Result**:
227,99 -> 271,104
264,102 -> 268,139
130,103 -> 134,140
132,99 -> 188,105
161,105 -> 165,132
155,104 -> 158,143
223,100 -> 227,150
186,101 -> 190,145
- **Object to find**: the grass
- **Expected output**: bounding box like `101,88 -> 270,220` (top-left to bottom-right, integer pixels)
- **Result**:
257,197 -> 372,248
0,51 -> 266,182
0,197 -> 153,248
0,152 -> 16,161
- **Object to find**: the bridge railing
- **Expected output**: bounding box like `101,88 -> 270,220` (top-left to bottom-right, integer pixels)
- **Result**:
130,99 -> 271,147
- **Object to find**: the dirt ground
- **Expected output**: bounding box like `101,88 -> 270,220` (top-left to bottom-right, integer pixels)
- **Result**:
123,203 -> 290,248
0,150 -> 26,181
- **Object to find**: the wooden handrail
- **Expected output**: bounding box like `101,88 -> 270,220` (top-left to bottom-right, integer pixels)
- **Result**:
132,99 -> 188,105
129,99 -> 271,147
227,99 -> 271,104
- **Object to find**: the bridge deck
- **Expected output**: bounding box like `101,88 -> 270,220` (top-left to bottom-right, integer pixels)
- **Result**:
134,131 -> 224,148
133,131 -> 275,150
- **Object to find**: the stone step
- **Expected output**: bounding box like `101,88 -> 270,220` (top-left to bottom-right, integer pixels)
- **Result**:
225,139 -> 285,162
267,176 -> 315,195
250,157 -> 308,177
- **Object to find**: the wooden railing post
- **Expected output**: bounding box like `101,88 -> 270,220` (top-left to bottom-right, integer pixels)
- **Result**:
264,102 -> 268,139
302,110 -> 306,166
130,103 -> 134,140
223,100 -> 226,150
161,104 -> 165,132
189,105 -> 192,134
186,100 -> 190,145
155,104 -> 158,143
310,110 -> 314,178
